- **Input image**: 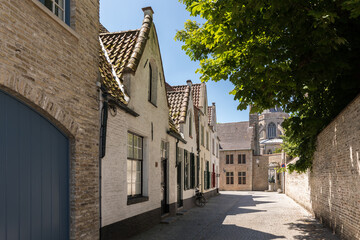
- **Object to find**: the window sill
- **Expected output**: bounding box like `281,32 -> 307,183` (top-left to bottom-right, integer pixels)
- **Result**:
127,196 -> 149,205
30,0 -> 79,40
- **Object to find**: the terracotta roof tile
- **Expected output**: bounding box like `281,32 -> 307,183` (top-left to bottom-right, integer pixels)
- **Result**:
167,84 -> 191,130
99,43 -> 128,104
100,30 -> 139,80
98,11 -> 154,105
172,83 -> 202,108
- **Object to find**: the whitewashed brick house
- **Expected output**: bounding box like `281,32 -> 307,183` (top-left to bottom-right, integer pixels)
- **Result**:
166,81 -> 198,209
171,81 -> 219,198
98,7 -> 182,239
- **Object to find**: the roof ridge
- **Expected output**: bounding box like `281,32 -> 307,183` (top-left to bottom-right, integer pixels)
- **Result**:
99,29 -> 140,35
124,13 -> 153,74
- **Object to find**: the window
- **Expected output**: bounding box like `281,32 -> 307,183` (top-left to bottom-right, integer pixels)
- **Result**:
201,125 -> 204,146
238,172 -> 246,184
206,131 -> 209,150
226,154 -> 233,164
39,0 -> 70,25
238,154 -> 246,164
161,140 -> 168,159
226,172 -> 234,184
127,132 -> 143,197
189,112 -> 192,137
148,63 -> 157,106
267,122 -> 276,139
184,150 -> 189,190
212,138 -> 215,155
216,143 -> 219,157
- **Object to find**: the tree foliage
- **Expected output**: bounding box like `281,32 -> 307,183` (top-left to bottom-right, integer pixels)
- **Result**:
176,0 -> 360,172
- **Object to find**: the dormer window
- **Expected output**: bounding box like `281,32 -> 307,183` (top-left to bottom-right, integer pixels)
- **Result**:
267,122 -> 276,139
39,0 -> 70,25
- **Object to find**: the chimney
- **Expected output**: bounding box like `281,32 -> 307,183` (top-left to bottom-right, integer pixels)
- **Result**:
142,6 -> 154,18
186,80 -> 192,86
212,102 -> 215,106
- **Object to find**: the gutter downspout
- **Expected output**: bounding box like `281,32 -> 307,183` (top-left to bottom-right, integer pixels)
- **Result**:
98,83 -> 109,240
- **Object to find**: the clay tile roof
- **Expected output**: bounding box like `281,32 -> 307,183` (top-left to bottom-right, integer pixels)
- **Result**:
191,84 -> 201,107
99,13 -> 153,79
100,30 -> 140,80
217,122 -> 253,150
167,85 -> 191,130
208,106 -> 213,125
99,11 -> 153,105
172,83 -> 202,108
99,48 -> 127,104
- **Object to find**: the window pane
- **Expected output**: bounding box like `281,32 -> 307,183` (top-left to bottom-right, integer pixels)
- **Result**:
127,160 -> 132,183
55,6 -> 64,20
135,183 -> 141,195
127,183 -> 132,195
44,0 -> 53,11
128,133 -> 133,158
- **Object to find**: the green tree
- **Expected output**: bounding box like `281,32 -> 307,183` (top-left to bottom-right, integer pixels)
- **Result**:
176,0 -> 360,172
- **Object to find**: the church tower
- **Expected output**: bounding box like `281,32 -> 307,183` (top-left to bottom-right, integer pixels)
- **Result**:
249,106 -> 260,155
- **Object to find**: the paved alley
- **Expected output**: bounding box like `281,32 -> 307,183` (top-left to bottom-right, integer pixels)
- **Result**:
130,191 -> 338,240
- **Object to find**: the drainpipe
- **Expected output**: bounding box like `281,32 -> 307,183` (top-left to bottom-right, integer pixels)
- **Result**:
97,80 -> 109,240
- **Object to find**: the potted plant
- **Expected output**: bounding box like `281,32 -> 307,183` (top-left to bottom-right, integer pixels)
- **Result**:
268,176 -> 275,191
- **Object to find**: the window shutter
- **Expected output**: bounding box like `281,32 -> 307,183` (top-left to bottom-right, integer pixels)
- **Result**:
190,153 -> 195,188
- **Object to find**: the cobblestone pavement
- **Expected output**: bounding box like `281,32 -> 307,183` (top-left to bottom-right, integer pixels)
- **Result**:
131,191 -> 339,240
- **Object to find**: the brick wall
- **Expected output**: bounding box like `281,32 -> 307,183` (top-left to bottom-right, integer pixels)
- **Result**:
252,155 -> 269,191
0,0 -> 100,239
286,95 -> 360,240
285,158 -> 312,213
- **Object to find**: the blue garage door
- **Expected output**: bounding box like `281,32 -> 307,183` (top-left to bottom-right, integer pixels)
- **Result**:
0,91 -> 69,240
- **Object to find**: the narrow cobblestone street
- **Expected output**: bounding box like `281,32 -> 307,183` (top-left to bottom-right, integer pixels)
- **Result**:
131,191 -> 338,240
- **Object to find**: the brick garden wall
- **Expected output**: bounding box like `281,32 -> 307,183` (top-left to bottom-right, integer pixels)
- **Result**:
286,95 -> 360,240
0,0 -> 100,239
285,158 -> 313,213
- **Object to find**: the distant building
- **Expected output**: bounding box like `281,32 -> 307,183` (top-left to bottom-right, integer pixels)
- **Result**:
218,108 -> 289,191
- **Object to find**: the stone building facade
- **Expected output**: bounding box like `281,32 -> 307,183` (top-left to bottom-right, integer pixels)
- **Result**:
285,95 -> 360,240
218,109 -> 288,191
0,0 -> 100,239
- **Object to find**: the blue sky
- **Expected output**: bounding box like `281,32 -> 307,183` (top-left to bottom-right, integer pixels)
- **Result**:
100,0 -> 249,123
